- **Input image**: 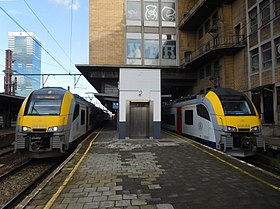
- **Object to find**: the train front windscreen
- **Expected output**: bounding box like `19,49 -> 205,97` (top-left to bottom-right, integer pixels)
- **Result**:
25,94 -> 63,116
220,95 -> 256,116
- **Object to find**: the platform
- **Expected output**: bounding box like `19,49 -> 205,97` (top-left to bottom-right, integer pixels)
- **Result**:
16,122 -> 280,209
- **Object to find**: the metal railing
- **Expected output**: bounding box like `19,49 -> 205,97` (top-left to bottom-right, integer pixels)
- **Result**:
182,35 -> 245,65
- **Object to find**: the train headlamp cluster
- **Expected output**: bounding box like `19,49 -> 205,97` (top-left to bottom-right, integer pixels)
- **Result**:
22,126 -> 31,132
227,126 -> 237,132
48,126 -> 59,132
251,126 -> 260,132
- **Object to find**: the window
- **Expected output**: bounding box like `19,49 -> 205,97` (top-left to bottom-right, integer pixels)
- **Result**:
81,109 -> 85,125
260,0 -> 270,25
262,42 -> 272,69
275,0 -> 280,16
73,104 -> 79,121
125,0 -> 177,66
220,95 -> 255,116
251,48 -> 259,72
199,68 -> 204,80
127,0 -> 141,26
197,104 -> 210,121
212,11 -> 219,26
184,51 -> 191,63
204,19 -> 210,33
249,7 -> 258,33
144,1 -> 159,26
234,24 -> 242,44
162,34 -> 176,60
161,1 -> 176,27
144,33 -> 159,65
126,33 -> 142,65
275,37 -> 280,64
198,27 -> 203,39
185,110 -> 193,125
213,61 -> 220,78
206,65 -> 211,77
162,114 -> 175,125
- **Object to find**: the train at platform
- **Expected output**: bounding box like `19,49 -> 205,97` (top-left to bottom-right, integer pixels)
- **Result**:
162,88 -> 266,157
14,87 -> 108,158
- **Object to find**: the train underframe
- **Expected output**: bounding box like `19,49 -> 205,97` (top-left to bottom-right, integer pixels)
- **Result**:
15,132 -> 67,158
220,132 -> 266,157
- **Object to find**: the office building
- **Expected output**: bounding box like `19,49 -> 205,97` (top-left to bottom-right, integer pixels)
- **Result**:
8,32 -> 41,97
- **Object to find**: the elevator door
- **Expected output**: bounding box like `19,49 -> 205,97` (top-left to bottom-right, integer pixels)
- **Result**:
130,102 -> 149,138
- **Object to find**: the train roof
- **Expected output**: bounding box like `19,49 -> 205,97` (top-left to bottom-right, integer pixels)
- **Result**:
212,88 -> 246,97
163,88 -> 247,107
31,87 -> 67,96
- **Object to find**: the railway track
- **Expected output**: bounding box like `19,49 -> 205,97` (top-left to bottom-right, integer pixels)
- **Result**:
0,145 -> 14,157
0,159 -> 60,209
242,154 -> 280,176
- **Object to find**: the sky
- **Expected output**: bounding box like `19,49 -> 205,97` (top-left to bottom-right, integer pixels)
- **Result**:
0,0 -> 105,108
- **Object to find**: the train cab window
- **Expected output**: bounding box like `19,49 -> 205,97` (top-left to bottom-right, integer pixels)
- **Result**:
185,110 -> 193,125
81,110 -> 85,125
25,97 -> 62,115
220,96 -> 254,115
73,104 -> 80,121
197,104 -> 210,121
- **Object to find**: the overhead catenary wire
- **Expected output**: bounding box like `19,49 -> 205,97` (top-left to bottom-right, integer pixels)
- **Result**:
23,0 -> 75,73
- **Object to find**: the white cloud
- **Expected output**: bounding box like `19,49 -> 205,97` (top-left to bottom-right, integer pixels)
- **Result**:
49,0 -> 80,10
8,9 -> 30,16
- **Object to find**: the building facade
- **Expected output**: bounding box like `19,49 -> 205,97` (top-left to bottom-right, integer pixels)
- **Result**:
8,32 -> 41,97
85,0 -> 280,138
179,0 -> 280,136
246,0 -> 280,136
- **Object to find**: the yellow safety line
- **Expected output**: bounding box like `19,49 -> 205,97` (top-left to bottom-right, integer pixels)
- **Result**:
165,131 -> 280,192
43,129 -> 102,209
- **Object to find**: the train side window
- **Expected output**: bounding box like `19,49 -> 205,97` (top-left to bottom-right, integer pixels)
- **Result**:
81,110 -> 85,125
185,110 -> 193,125
197,104 -> 210,121
89,113 -> 93,125
162,114 -> 175,125
72,104 -> 80,121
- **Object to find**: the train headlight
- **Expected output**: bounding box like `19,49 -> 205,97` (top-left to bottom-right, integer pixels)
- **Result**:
22,126 -> 31,132
227,126 -> 237,132
48,126 -> 59,132
251,126 -> 260,132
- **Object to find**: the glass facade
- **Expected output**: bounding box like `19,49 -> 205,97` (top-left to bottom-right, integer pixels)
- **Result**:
8,32 -> 41,97
126,0 -> 177,66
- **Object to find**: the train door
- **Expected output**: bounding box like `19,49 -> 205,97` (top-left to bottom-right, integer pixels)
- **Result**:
196,104 -> 210,139
177,107 -> 182,134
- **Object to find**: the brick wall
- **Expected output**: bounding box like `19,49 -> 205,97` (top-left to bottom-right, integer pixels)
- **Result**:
89,0 -> 124,65
273,17 -> 280,35
262,70 -> 273,86
250,74 -> 260,88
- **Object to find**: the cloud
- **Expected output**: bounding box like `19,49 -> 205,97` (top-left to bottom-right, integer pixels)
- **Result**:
49,0 -> 80,10
8,9 -> 31,16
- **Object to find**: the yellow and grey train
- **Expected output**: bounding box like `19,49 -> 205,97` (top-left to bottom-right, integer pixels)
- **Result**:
162,88 -> 266,157
15,87 -> 107,158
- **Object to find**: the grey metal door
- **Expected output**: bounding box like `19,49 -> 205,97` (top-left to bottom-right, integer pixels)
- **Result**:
130,102 -> 149,138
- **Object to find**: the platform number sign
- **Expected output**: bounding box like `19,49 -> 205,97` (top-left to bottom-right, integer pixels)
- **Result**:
113,102 -> 119,110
